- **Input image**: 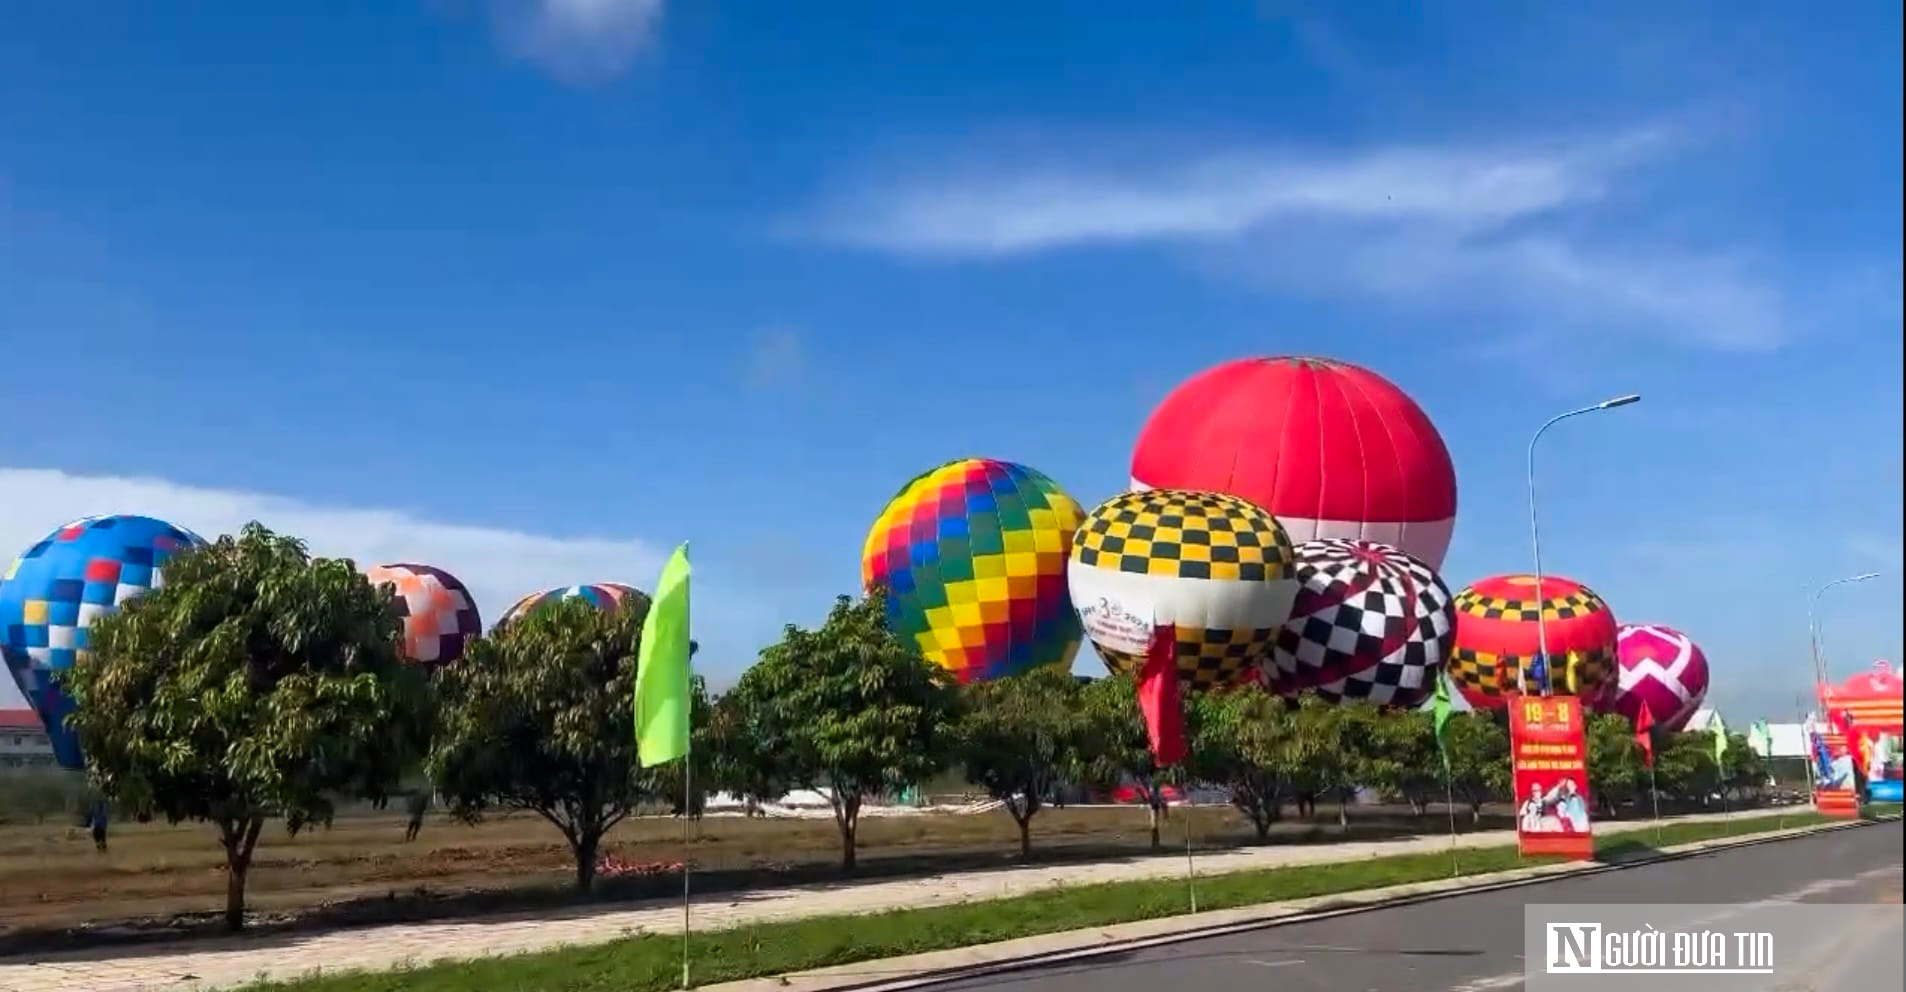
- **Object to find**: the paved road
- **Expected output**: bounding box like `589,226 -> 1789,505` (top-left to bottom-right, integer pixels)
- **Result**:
932,820 -> 1903,992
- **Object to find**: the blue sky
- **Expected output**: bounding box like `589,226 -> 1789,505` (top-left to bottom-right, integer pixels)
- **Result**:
2,1 -> 1900,722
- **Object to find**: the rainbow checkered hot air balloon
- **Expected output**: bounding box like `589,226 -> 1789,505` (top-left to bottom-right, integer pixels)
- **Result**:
862,458 -> 1084,683
499,582 -> 647,628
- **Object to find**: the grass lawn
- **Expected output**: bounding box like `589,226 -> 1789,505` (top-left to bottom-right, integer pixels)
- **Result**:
242,812 -> 1840,992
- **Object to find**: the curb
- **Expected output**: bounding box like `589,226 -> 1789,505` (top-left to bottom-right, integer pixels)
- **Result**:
705,815 -> 1895,992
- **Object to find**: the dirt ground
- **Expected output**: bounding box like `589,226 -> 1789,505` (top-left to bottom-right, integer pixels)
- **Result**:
0,800 -> 1496,942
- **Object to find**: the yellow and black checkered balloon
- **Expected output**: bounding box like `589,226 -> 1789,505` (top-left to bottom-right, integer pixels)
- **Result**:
1445,573 -> 1618,709
1068,489 -> 1298,689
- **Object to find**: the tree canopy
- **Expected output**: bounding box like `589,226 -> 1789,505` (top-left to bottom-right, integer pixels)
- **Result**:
65,523 -> 432,930
722,592 -> 961,869
957,666 -> 1092,856
429,595 -> 665,891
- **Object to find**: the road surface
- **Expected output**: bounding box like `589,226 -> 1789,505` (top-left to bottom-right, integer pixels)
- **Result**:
932,820 -> 1903,992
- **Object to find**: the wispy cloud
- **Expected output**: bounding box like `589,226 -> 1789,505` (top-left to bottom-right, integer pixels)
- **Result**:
800,131 -> 1665,256
484,0 -> 664,85
790,127 -> 1799,352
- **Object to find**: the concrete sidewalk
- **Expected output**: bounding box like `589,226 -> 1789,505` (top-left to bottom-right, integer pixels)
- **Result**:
0,807 -> 1802,992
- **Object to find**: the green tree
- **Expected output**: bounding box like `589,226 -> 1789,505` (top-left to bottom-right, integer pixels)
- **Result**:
1078,673 -> 1178,851
1654,731 -> 1720,806
1288,697 -> 1379,829
1362,707 -> 1440,817
429,596 -> 667,892
65,524 -> 431,931
1443,710 -> 1512,823
1189,688 -> 1302,842
1584,713 -> 1645,818
956,666 -> 1090,858
724,592 -> 960,870
705,691 -> 779,817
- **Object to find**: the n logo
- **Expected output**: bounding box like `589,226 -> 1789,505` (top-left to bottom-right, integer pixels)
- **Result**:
1545,923 -> 1602,972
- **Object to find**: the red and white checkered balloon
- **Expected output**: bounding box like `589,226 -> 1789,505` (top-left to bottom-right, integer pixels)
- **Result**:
1261,539 -> 1453,708
1609,623 -> 1709,730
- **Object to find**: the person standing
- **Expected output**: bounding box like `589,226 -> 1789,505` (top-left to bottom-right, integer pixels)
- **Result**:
89,800 -> 109,852
403,789 -> 429,842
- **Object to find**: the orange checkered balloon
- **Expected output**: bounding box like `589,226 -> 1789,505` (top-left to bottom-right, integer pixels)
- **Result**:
862,458 -> 1084,683
364,563 -> 482,667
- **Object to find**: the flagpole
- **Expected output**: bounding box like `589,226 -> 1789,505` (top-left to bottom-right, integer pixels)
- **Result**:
682,745 -> 693,990
1647,761 -> 1662,844
1181,790 -> 1198,914
1442,759 -> 1459,876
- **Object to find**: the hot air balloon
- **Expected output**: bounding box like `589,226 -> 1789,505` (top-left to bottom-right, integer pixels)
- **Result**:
1264,539 -> 1454,708
862,458 -> 1083,683
1609,624 -> 1710,731
1446,574 -> 1617,709
1130,356 -> 1458,569
1068,489 -> 1298,689
0,515 -> 205,769
364,563 -> 483,667
500,582 -> 647,627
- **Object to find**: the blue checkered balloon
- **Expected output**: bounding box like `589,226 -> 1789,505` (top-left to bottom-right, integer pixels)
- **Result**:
0,515 -> 205,769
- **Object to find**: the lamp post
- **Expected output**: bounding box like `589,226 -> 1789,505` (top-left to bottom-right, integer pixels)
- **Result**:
1809,573 -> 1879,693
1525,393 -> 1641,695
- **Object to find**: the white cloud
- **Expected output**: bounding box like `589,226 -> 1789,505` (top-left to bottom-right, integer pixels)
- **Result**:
485,0 -> 664,85
791,127 -> 1794,351
0,466 -> 668,707
802,132 -> 1662,256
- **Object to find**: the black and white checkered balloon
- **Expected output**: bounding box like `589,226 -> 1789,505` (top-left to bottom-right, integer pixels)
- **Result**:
1261,539 -> 1453,708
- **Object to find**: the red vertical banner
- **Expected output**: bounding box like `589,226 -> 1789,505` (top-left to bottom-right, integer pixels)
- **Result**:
1508,693 -> 1595,860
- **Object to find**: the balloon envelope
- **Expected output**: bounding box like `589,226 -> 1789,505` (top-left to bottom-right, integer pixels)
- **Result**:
1610,623 -> 1709,731
500,582 -> 647,627
1447,574 -> 1617,710
364,563 -> 483,667
862,458 -> 1083,683
1068,489 -> 1297,689
1266,539 -> 1453,708
0,515 -> 205,769
1131,356 -> 1458,569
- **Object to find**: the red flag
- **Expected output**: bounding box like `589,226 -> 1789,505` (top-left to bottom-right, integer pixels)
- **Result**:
1634,703 -> 1655,767
1136,623 -> 1186,767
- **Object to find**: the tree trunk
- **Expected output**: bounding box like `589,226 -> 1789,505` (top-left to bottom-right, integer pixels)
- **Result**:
1253,809 -> 1272,844
1336,791 -> 1349,829
572,830 -> 600,892
839,817 -> 858,870
1017,815 -> 1032,859
219,815 -> 265,933
833,792 -> 861,871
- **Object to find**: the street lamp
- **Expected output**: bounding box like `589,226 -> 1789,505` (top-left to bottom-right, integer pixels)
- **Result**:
1525,393 -> 1642,695
1809,572 -> 1880,692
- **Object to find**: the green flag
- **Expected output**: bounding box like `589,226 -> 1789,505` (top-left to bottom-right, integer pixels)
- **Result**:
634,543 -> 692,767
1711,712 -> 1729,763
1752,719 -> 1773,756
1432,674 -> 1454,768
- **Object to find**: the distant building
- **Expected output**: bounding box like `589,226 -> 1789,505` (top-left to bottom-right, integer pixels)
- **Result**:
0,708 -> 56,769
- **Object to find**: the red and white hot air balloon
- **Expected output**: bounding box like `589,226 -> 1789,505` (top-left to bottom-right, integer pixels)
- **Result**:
1130,356 -> 1458,570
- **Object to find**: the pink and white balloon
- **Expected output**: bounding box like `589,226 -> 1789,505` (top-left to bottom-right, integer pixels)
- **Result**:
1609,624 -> 1710,730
